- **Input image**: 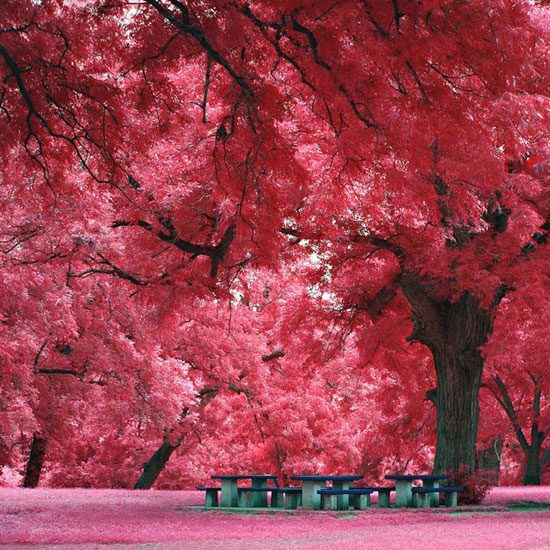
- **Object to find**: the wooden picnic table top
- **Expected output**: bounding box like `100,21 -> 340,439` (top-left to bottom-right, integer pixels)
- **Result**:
211,474 -> 278,480
290,475 -> 363,482
384,474 -> 450,481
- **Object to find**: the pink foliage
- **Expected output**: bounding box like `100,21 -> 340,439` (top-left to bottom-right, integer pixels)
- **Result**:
449,466 -> 492,505
0,0 -> 549,490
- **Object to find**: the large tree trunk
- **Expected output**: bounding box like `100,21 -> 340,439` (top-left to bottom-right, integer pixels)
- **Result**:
432,347 -> 484,473
401,274 -> 492,474
134,436 -> 182,489
523,418 -> 543,485
523,444 -> 542,485
23,435 -> 47,488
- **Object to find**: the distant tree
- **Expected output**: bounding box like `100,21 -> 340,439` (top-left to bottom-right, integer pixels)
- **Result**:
484,285 -> 549,485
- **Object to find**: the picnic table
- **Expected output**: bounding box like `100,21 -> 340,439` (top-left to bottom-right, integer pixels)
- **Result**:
385,474 -> 450,507
211,474 -> 278,507
290,475 -> 363,510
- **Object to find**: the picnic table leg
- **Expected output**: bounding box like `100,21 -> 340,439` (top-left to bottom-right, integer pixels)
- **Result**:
377,490 -> 390,507
395,480 -> 413,507
445,491 -> 458,507
239,490 -> 254,508
205,489 -> 218,507
332,481 -> 350,510
251,479 -> 268,507
271,490 -> 283,508
354,493 -> 370,510
301,480 -> 324,510
322,493 -> 338,511
423,480 -> 439,507
419,493 -> 431,508
284,492 -> 298,509
220,479 -> 239,507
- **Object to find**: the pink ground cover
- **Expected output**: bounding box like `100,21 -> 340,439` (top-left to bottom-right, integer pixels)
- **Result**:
0,486 -> 549,549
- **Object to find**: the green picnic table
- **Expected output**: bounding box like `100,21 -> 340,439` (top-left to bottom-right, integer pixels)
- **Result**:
290,475 -> 363,510
385,474 -> 450,506
211,474 -> 278,507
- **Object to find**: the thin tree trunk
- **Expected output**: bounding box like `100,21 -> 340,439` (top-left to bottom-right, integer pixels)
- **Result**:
523,373 -> 544,485
134,436 -> 182,490
523,443 -> 542,485
23,435 -> 47,488
477,437 -> 503,484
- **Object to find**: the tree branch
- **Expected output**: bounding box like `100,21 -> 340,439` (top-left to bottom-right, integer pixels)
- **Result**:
113,220 -> 236,277
144,0 -> 252,97
201,53 -> 211,123
68,252 -> 146,286
261,350 -> 285,362
33,341 -> 48,370
493,374 -> 530,453
361,272 -> 402,319
405,60 -> 428,102
290,16 -> 331,70
391,0 -> 404,30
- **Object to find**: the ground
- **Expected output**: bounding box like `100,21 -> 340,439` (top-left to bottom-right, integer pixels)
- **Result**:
0,486 -> 549,549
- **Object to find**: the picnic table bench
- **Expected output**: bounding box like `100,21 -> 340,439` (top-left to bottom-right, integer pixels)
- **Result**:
196,486 -> 221,507
412,486 -> 464,508
238,486 -> 302,508
318,487 -> 373,510
385,474 -> 450,507
211,474 -> 278,507
291,475 -> 363,510
272,487 -> 302,509
363,486 -> 395,507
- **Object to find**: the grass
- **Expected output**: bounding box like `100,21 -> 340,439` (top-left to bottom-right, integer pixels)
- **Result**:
194,505 -> 296,515
508,501 -> 550,512
1,486 -> 548,549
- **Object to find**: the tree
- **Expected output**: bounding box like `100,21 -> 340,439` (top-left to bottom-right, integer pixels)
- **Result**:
484,283 -> 549,485
133,299 -> 272,489
491,373 -> 548,485
218,271 -> 437,482
1,0 -> 548,477
0,241 -> 200,488
255,0 -> 549,472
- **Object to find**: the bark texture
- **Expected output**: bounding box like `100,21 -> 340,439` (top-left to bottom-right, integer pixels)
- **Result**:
23,435 -> 47,488
401,273 -> 492,473
134,436 -> 182,490
523,443 -> 542,485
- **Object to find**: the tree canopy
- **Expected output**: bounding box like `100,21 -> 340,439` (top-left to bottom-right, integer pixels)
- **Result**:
0,0 -> 548,486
